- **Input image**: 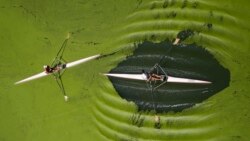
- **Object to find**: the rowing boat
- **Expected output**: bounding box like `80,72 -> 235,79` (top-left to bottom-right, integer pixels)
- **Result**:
103,73 -> 211,84
15,54 -> 100,85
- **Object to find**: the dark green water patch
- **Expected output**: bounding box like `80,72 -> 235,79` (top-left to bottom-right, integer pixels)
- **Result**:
108,40 -> 230,113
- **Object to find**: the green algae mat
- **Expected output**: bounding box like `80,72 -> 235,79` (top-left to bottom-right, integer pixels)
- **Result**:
0,0 -> 250,141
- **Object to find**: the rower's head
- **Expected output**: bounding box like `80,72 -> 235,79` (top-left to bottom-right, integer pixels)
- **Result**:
43,65 -> 49,69
43,65 -> 53,73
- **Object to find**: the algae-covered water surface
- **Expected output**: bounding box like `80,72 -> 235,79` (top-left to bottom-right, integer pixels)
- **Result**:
0,0 -> 250,141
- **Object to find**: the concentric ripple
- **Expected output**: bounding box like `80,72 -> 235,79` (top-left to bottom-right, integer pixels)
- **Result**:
94,0 -> 246,140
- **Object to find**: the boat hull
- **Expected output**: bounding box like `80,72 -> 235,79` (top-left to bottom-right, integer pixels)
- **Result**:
15,54 -> 100,84
103,73 -> 211,84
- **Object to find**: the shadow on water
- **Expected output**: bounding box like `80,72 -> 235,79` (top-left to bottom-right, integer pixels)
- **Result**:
108,37 -> 230,113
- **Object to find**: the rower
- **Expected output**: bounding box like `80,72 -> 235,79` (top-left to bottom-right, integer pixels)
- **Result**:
43,65 -> 53,73
142,70 -> 167,82
43,64 -> 66,74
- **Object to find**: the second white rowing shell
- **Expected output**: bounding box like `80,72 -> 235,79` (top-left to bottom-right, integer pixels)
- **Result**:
103,73 -> 211,84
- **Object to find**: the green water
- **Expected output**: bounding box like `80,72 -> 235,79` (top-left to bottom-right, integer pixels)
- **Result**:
0,0 -> 249,141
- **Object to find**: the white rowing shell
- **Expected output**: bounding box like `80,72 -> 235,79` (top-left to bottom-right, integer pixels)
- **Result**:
103,73 -> 211,84
15,54 -> 100,85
